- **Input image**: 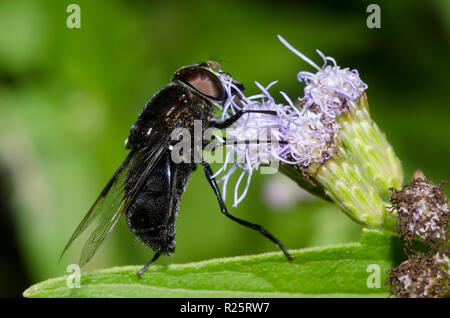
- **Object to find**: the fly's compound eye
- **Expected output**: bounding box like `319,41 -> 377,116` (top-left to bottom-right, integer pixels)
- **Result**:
186,73 -> 220,100
173,65 -> 225,103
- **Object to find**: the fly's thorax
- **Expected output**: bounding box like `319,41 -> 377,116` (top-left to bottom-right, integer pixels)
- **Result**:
126,83 -> 215,150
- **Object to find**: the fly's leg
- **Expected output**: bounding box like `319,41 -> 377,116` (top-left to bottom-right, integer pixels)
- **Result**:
205,137 -> 287,151
201,159 -> 293,261
207,109 -> 283,150
137,251 -> 162,278
212,110 -> 278,129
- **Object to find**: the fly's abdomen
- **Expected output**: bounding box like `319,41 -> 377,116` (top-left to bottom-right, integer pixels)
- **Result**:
125,151 -> 194,255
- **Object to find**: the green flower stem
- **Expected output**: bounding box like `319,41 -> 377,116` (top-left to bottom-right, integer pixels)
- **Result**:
279,164 -> 330,202
380,213 -> 396,232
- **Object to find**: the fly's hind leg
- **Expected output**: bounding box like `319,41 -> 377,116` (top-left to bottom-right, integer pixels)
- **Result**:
201,159 -> 293,261
137,251 -> 162,278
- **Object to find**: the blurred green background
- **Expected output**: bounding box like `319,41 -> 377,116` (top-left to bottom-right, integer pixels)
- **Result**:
0,0 -> 449,297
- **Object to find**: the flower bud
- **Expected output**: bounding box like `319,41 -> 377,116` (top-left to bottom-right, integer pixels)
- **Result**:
277,35 -> 404,226
337,94 -> 403,197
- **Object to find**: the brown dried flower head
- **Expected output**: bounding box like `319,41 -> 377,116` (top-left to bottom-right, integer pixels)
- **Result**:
389,177 -> 449,248
386,250 -> 449,298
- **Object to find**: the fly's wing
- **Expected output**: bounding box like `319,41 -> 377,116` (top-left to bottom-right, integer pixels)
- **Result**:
59,149 -> 135,263
60,133 -> 172,267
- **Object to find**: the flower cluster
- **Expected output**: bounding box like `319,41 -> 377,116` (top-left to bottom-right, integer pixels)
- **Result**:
214,84 -> 340,205
389,177 -> 449,248
386,250 -> 449,298
214,37 -> 366,207
213,35 -> 403,228
213,77 -> 339,206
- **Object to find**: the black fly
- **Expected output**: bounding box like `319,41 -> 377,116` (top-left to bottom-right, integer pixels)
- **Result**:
60,61 -> 293,277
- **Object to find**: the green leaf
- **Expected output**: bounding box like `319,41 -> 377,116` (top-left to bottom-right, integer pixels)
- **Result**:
23,229 -> 403,298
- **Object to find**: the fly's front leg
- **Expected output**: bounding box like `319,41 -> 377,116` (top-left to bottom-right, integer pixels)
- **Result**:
207,137 -> 287,148
203,136 -> 287,155
206,109 -> 282,151
212,110 -> 278,129
201,159 -> 293,261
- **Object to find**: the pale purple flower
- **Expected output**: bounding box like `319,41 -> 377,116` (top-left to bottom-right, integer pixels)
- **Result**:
214,75 -> 338,207
278,35 -> 368,118
212,36 -> 369,207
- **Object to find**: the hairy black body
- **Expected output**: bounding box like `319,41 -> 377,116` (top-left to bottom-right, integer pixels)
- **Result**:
124,81 -> 214,256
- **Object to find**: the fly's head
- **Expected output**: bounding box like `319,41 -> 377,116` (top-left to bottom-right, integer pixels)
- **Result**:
172,61 -> 244,109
